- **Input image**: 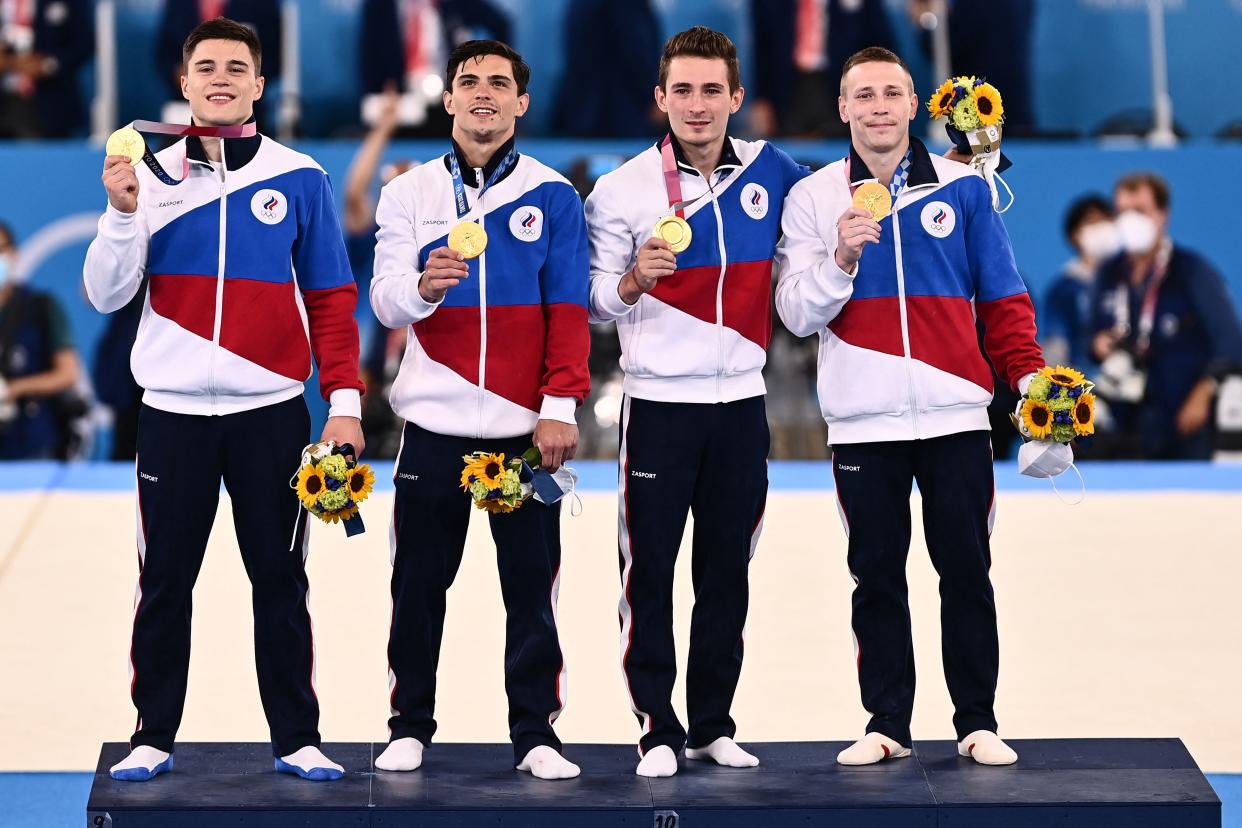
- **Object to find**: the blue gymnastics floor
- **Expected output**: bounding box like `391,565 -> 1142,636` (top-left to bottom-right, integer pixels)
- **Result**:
3,460 -> 1242,493
1,771 -> 1239,828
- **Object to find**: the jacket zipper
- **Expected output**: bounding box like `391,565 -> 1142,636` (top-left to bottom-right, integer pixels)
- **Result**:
474,168 -> 487,440
710,176 -> 727,401
209,150 -> 229,412
891,193 -> 920,437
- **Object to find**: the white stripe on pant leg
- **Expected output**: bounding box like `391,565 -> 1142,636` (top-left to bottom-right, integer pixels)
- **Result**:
386,427 -> 407,738
128,455 -> 146,719
547,564 -> 568,727
300,511 -> 318,698
987,486 -> 997,537
616,396 -> 653,740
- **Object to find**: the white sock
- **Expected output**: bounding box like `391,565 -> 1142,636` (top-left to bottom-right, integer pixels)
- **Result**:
685,737 -> 759,768
279,746 -> 344,776
958,730 -> 1018,765
836,732 -> 911,766
375,737 -> 425,772
635,745 -> 678,778
109,746 -> 171,779
516,745 -> 581,780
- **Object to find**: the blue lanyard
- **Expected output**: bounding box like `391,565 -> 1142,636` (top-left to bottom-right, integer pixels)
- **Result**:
448,146 -> 518,220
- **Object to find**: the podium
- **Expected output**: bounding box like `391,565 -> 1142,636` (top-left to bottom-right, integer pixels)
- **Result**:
86,739 -> 1221,827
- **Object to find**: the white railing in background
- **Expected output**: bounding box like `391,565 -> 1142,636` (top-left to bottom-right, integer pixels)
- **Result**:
91,0 -> 117,142
279,0 -> 300,140
918,0 -> 952,146
1146,0 -> 1177,146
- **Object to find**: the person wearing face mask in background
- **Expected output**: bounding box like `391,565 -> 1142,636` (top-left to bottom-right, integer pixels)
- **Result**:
1041,195 -> 1116,371
1090,172 -> 1242,460
0,221 -> 83,459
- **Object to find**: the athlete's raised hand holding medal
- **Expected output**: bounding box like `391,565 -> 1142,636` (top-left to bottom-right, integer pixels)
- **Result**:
419,247 -> 470,303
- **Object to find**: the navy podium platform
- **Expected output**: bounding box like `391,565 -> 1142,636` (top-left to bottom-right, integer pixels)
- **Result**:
87,739 -> 1221,827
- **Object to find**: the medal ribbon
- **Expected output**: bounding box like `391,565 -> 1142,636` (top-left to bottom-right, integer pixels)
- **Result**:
1115,239 -> 1172,356
128,120 -> 258,186
659,134 -> 685,218
448,145 -> 518,220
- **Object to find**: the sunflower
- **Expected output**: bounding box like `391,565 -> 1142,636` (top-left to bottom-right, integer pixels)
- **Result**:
336,504 -> 360,522
1072,392 -> 1096,437
346,465 -> 375,504
478,498 -> 518,515
927,79 -> 956,118
1039,365 -> 1086,387
460,451 -> 507,491
972,82 -> 1004,127
296,465 -> 327,510
1020,398 -> 1054,440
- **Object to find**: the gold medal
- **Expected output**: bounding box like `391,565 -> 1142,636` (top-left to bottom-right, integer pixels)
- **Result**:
106,127 -> 146,166
851,181 -> 892,221
653,215 -> 692,254
448,221 -> 488,259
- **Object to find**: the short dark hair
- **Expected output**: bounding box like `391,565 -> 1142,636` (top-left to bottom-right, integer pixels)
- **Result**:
1063,194 -> 1113,241
659,27 -> 741,93
0,221 -> 13,250
1115,171 -> 1171,211
446,40 -> 530,97
182,17 -> 262,75
840,46 -> 914,95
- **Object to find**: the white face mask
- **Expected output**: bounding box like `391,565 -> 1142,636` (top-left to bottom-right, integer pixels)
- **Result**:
1115,210 -> 1159,255
1018,440 -> 1073,479
0,255 -> 11,288
1078,221 -> 1120,261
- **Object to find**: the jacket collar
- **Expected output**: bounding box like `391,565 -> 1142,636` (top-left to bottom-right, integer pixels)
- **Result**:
658,133 -> 742,178
847,135 -> 938,188
185,116 -> 262,170
443,135 -> 519,188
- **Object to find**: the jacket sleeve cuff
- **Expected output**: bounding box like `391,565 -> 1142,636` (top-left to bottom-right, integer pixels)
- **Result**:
327,389 -> 362,420
538,395 -> 578,425
102,203 -> 139,234
593,272 -> 638,320
407,273 -> 444,318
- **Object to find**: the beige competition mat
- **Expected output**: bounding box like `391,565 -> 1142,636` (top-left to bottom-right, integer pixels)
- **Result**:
1,489 -> 1238,772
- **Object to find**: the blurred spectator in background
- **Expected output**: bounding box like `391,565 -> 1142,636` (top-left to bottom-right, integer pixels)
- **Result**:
551,0 -> 662,138
749,0 -> 895,138
0,0 -> 93,138
157,0 -> 282,126
1091,172 -> 1242,459
1042,194 -> 1116,369
343,89 -> 417,458
909,0 -> 1035,131
0,221 -> 83,459
91,287 -> 144,460
360,0 -> 511,136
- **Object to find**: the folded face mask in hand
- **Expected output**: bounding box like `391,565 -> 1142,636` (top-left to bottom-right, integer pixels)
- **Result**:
1018,440 -> 1074,478
532,465 -> 578,506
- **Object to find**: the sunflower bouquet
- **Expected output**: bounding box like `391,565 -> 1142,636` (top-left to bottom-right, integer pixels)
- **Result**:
927,75 -> 1004,155
460,447 -> 546,514
1012,366 -> 1096,444
292,441 -> 375,536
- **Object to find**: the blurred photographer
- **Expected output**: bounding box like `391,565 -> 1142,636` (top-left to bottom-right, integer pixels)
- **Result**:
0,221 -> 83,459
1091,173 -> 1242,459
